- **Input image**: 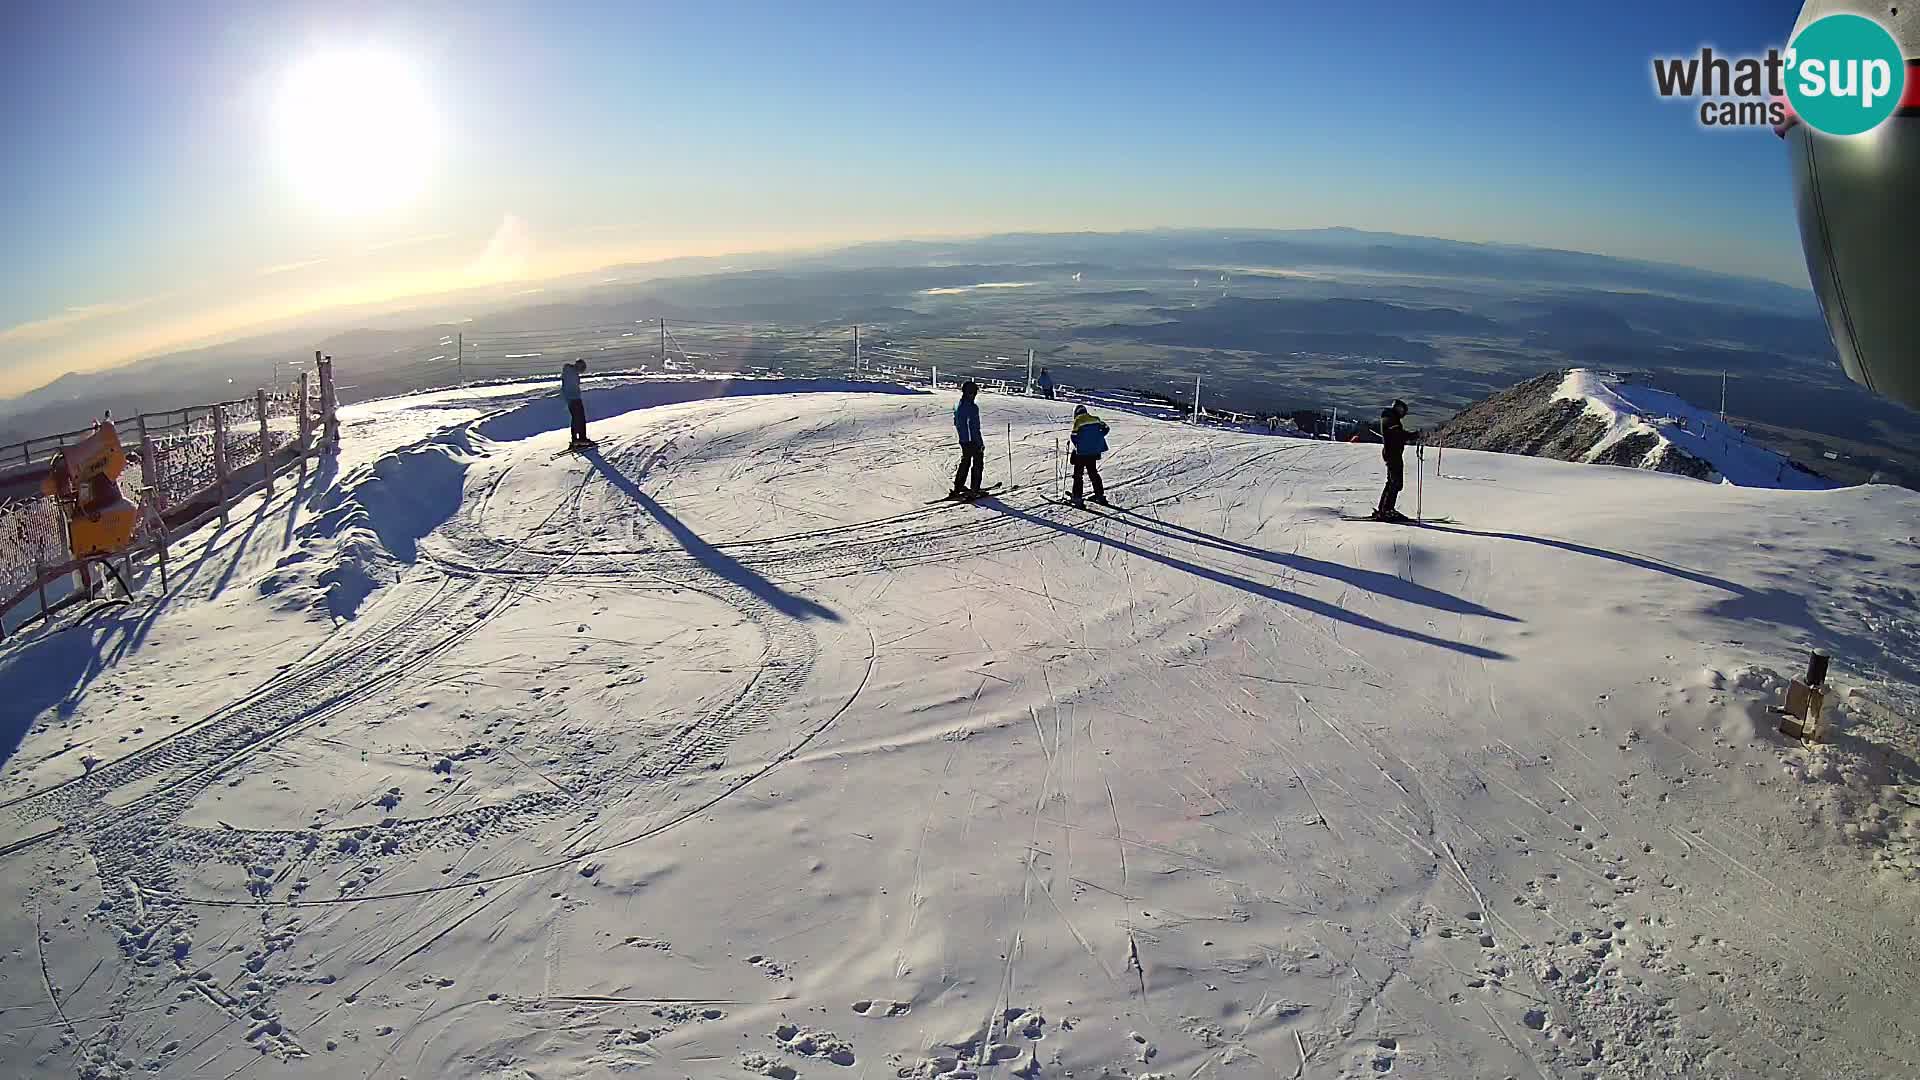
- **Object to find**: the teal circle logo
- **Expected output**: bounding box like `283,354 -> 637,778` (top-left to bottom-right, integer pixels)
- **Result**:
1787,14 -> 1906,136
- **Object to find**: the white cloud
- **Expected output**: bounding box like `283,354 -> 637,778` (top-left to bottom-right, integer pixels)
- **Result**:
0,296 -> 160,343
258,257 -> 329,276
920,281 -> 1038,296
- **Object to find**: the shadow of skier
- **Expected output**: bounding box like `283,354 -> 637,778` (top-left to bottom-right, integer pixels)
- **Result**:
989,501 -> 1510,660
1108,506 -> 1519,622
1417,523 -> 1747,595
580,447 -> 840,624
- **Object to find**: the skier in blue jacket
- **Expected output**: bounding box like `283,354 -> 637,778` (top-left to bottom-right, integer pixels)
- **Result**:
1069,405 -> 1109,506
951,381 -> 986,497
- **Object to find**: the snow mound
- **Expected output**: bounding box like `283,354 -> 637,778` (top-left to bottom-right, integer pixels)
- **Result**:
1701,665 -> 1920,871
258,438 -> 472,620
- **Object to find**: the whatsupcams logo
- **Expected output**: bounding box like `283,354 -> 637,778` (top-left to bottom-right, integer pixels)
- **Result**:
1652,13 -> 1905,135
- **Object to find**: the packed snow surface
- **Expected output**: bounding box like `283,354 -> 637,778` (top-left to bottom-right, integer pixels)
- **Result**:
1,375 -> 1917,1079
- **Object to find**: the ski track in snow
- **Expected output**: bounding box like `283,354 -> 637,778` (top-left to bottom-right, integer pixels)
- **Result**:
0,377 -> 1916,1079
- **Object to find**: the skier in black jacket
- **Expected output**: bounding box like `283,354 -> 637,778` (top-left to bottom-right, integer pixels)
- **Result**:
1373,399 -> 1421,522
951,382 -> 986,497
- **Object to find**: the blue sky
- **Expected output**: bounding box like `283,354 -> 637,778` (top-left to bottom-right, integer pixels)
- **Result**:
0,0 -> 1811,395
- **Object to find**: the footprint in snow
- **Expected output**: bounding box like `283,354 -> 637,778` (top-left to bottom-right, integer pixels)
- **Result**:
773,1023 -> 855,1067
1130,1031 -> 1157,1062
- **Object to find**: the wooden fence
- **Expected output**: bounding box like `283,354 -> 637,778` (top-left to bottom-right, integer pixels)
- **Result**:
0,359 -> 339,636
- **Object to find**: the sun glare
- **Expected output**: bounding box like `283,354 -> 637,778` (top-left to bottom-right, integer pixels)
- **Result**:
275,49 -> 438,214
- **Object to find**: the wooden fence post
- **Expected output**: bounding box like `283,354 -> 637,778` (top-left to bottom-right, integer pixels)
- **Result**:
297,372 -> 312,456
211,404 -> 230,526
135,413 -> 167,517
318,357 -> 340,449
257,388 -> 274,496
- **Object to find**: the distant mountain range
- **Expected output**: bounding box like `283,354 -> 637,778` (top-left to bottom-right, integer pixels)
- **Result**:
5,227 -> 1902,490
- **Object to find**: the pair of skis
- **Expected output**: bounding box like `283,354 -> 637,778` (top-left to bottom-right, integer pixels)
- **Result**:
926,483 -> 1012,505
930,487 -> 1449,529
1341,512 -> 1457,527
922,484 -> 1115,510
1048,495 -> 1114,510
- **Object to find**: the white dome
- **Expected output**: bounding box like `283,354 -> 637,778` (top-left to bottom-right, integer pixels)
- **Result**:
1792,2 -> 1920,53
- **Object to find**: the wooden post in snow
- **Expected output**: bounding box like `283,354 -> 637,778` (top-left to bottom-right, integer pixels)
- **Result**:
297,372 -> 312,456
257,388 -> 274,496
158,529 -> 170,592
211,404 -> 230,526
318,355 -> 340,449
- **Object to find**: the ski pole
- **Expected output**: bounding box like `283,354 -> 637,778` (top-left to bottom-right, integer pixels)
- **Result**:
1006,423 -> 1013,484
1416,444 -> 1424,522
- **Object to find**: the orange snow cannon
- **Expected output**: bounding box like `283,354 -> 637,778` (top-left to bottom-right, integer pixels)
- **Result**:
41,418 -> 139,558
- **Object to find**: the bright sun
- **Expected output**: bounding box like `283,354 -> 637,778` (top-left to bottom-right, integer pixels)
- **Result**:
275,49 -> 438,214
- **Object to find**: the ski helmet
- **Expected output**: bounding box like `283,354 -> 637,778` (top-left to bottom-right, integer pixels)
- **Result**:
1392,398 -> 1409,414
961,381 -> 979,396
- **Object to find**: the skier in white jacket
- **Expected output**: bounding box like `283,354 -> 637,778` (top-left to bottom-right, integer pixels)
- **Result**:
561,359 -> 590,447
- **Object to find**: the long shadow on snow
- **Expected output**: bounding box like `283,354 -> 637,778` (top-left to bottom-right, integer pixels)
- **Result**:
0,617 -> 130,774
0,457 -> 340,773
1109,507 -> 1518,623
989,502 -> 1508,660
1412,524 -> 1897,679
580,448 -> 840,624
1418,524 -> 1748,596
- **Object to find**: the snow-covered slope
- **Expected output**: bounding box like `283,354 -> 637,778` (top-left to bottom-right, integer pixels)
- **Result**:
1437,368 -> 1835,489
1,376 -> 1917,1080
